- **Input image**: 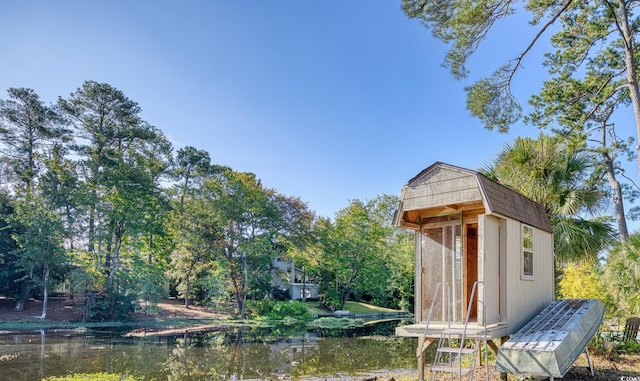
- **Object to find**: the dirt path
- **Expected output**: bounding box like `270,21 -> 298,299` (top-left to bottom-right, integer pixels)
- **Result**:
0,296 -> 228,322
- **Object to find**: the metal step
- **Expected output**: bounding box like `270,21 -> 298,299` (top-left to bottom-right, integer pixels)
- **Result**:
437,346 -> 476,355
431,365 -> 473,375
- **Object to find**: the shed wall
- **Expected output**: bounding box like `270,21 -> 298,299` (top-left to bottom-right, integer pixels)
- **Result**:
414,232 -> 422,323
504,218 -> 555,333
478,214 -> 501,325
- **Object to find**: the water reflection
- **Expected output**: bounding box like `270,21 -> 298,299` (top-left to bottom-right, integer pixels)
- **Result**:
0,320 -> 417,380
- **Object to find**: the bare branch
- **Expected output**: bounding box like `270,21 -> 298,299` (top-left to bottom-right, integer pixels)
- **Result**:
509,0 -> 575,84
605,0 -> 631,50
620,168 -> 640,191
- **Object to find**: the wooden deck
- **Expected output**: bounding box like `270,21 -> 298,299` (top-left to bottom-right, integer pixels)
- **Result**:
396,321 -> 509,340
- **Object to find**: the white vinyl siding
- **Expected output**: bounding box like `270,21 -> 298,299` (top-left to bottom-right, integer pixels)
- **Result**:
505,218 -> 554,333
478,214 -> 501,325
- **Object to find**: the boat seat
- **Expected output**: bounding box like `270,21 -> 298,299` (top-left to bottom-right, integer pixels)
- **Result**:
623,317 -> 640,341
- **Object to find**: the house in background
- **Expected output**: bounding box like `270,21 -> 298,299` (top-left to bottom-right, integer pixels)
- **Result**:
393,162 -> 555,340
272,257 -> 319,300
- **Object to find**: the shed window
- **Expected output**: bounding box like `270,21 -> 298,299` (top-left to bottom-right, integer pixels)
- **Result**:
522,225 -> 534,278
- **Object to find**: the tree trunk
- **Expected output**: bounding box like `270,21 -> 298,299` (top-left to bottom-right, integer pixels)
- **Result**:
108,234 -> 123,291
14,284 -> 32,311
240,254 -> 248,319
88,203 -> 95,253
602,150 -> 629,241
40,263 -> 49,319
66,204 -> 74,250
185,259 -> 198,309
301,267 -> 307,301
230,250 -> 248,319
339,288 -> 351,311
230,268 -> 247,319
185,277 -> 190,309
617,0 -> 640,181
107,234 -> 123,319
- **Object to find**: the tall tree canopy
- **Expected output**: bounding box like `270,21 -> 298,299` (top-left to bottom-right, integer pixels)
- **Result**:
0,88 -> 69,187
403,0 -> 640,186
309,195 -> 414,311
485,134 -> 614,263
604,231 -> 640,315
0,82 -> 414,321
0,88 -> 71,314
57,81 -> 173,319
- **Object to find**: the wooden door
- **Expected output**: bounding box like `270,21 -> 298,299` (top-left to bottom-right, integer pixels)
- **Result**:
464,225 -> 478,321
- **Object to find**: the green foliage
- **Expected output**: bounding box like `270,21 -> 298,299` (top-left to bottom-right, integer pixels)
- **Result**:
558,262 -> 615,317
603,232 -> 640,316
313,198 -> 389,310
84,290 -> 135,322
615,339 -> 640,355
465,68 -> 522,133
58,81 -> 173,319
305,195 -> 414,312
0,192 -> 24,300
194,267 -> 232,310
129,254 -> 168,315
192,169 -> 314,317
246,300 -> 309,320
0,87 -> 69,184
74,265 -> 138,322
587,333 -> 617,359
43,373 -> 138,381
403,0 -> 640,227
0,83 -> 411,323
403,0 -> 523,131
484,135 -> 614,263
402,0 -> 518,80
0,87 -> 73,315
10,190 -> 67,317
308,317 -> 365,328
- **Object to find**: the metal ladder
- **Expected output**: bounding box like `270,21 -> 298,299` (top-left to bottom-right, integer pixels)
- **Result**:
417,281 -> 488,381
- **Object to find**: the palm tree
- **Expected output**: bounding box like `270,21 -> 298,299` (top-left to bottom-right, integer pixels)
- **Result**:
603,233 -> 640,316
484,134 -> 614,264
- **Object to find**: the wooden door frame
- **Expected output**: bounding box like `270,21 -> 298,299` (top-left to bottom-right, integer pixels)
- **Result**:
463,223 -> 479,321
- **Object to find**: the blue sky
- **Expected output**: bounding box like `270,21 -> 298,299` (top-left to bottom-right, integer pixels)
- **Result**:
1,2 -> 633,221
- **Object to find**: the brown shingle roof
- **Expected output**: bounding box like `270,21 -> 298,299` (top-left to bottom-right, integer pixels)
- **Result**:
476,173 -> 552,232
400,162 -> 553,233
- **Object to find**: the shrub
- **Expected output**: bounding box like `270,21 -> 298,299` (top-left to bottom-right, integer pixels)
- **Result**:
246,300 -> 309,320
588,334 -> 617,359
43,373 -> 138,381
558,263 -> 615,317
83,290 -> 135,322
616,339 -> 640,354
309,317 -> 365,328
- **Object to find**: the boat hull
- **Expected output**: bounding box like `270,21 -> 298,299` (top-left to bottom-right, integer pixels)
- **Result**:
496,299 -> 604,377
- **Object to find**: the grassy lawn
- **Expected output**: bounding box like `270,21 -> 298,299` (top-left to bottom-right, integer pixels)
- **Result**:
305,301 -> 400,314
304,301 -> 326,315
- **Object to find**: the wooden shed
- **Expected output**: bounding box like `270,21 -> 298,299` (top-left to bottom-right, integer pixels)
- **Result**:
394,162 -> 554,340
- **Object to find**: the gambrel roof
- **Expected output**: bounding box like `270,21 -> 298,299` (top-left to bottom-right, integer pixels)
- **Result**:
394,162 -> 553,233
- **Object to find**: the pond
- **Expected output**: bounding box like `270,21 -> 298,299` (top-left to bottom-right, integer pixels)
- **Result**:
0,320 -> 419,380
